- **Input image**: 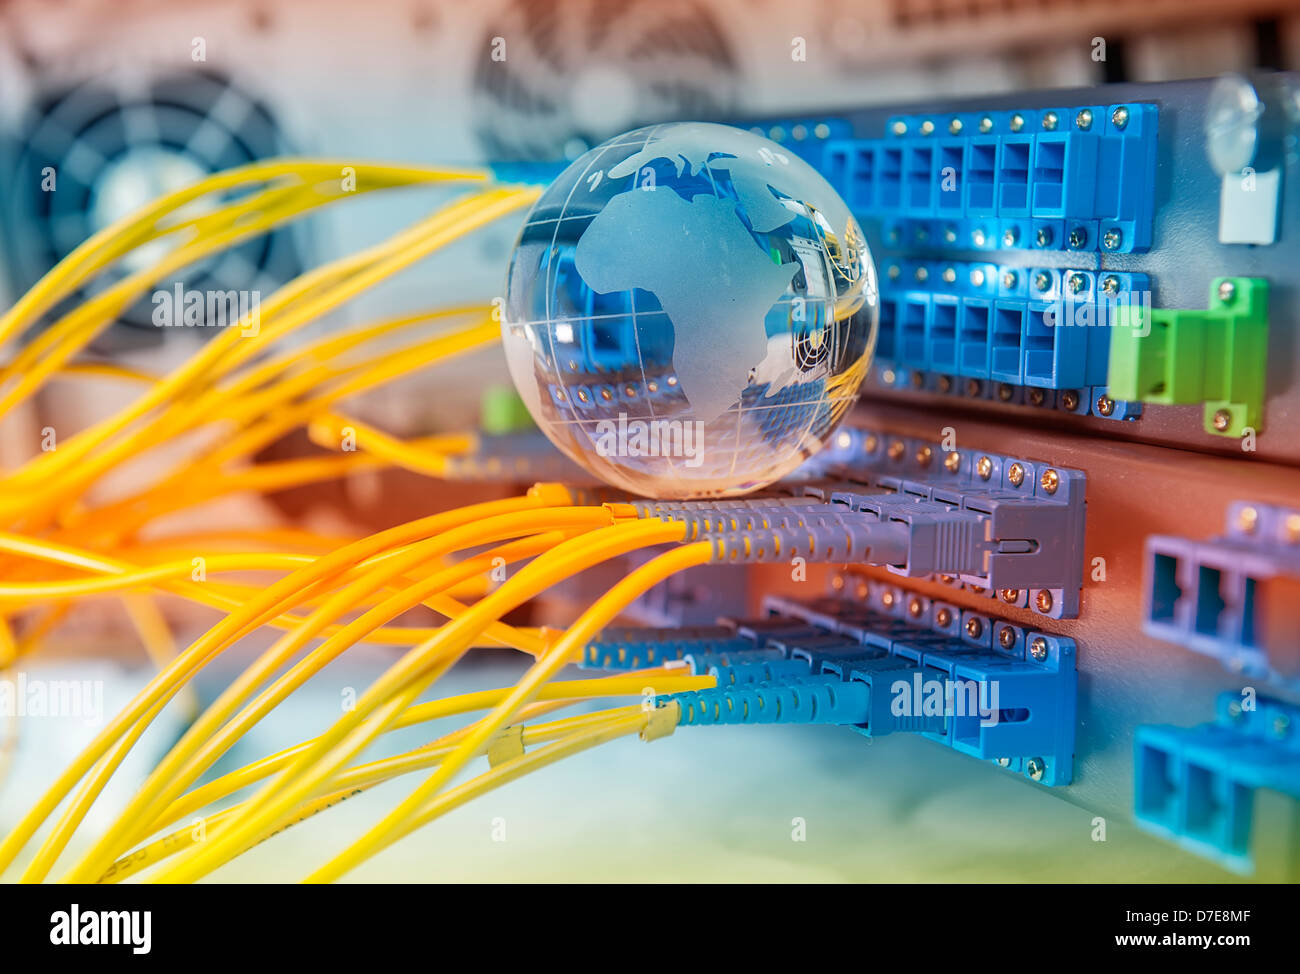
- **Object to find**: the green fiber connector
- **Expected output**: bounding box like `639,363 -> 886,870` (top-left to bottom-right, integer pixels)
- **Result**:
1108,277 -> 1269,437
480,384 -> 535,435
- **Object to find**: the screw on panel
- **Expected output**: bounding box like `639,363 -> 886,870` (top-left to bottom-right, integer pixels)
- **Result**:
1043,111 -> 1059,131
908,597 -> 924,618
937,375 -> 953,393
1060,390 -> 1080,411
1067,273 -> 1087,293
1102,229 -> 1122,251
1285,514 -> 1300,543
1002,228 -> 1019,247
942,266 -> 957,283
1030,637 -> 1049,661
1076,108 -> 1093,130
920,120 -> 935,136
1027,757 -> 1046,780
997,383 -> 1014,401
966,379 -> 982,397
1101,274 -> 1121,296
1010,113 -> 1025,132
1040,469 -> 1060,494
944,451 -> 961,472
916,445 -> 933,466
944,225 -> 958,244
1237,506 -> 1259,534
915,266 -> 928,282
814,123 -> 831,139
1002,271 -> 1018,289
864,434 -> 879,452
972,228 -> 987,247
1217,280 -> 1237,304
979,115 -> 994,133
949,118 -> 963,135
1275,714 -> 1292,738
1008,462 -> 1026,487
881,590 -> 897,609
1036,227 -> 1054,247
1067,226 -> 1087,249
977,456 -> 993,480
888,440 -> 906,461
911,370 -> 926,389
970,268 -> 986,287
831,574 -> 845,591
965,617 -> 984,639
891,120 -> 907,136
999,627 -> 1018,649
1213,408 -> 1233,432
935,607 -> 953,627
1028,388 -> 1046,406
1096,395 -> 1116,416
1035,590 -> 1054,613
1111,106 -> 1129,129
1034,272 -> 1051,292
855,579 -> 870,599
998,588 -> 1019,604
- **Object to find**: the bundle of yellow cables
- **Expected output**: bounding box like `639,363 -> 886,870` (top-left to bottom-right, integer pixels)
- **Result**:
0,158 -> 714,883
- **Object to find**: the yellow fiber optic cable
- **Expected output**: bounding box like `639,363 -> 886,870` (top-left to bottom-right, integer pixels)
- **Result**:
147,517 -> 681,883
306,542 -> 710,883
0,159 -> 486,347
101,704 -> 656,883
307,707 -> 664,883
138,672 -> 707,848
62,509 -> 610,881
0,488 -> 566,877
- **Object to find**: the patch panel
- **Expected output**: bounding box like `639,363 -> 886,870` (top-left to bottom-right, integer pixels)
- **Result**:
821,103 -> 1158,254
1135,693 -> 1300,877
1143,501 -> 1300,689
876,258 -> 1149,394
1109,277 -> 1270,438
595,586 -> 1078,785
630,426 -> 1088,621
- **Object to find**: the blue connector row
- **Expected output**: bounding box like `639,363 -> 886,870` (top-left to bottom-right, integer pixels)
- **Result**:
822,103 -> 1157,253
588,592 -> 1077,785
1135,693 -> 1300,877
1144,501 -> 1300,691
761,594 -> 1077,783
876,259 -> 1150,391
663,673 -> 874,727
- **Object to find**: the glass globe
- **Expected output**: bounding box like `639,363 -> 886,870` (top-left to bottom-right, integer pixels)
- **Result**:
502,121 -> 878,498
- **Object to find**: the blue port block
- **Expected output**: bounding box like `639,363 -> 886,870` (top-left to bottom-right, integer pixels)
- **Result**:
762,594 -> 1077,783
1143,501 -> 1300,691
821,103 -> 1157,253
877,259 -> 1149,391
1135,693 -> 1300,876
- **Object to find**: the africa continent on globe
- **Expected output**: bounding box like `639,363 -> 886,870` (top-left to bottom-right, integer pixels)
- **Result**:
502,122 -> 879,498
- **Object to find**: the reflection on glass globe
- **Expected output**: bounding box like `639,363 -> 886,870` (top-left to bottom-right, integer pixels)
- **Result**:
502,121 -> 878,498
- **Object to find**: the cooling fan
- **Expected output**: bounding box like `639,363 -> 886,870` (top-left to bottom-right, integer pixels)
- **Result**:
471,0 -> 741,160
2,67 -> 302,333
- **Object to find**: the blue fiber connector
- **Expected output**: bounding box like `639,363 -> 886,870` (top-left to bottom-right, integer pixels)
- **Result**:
659,674 -> 872,727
